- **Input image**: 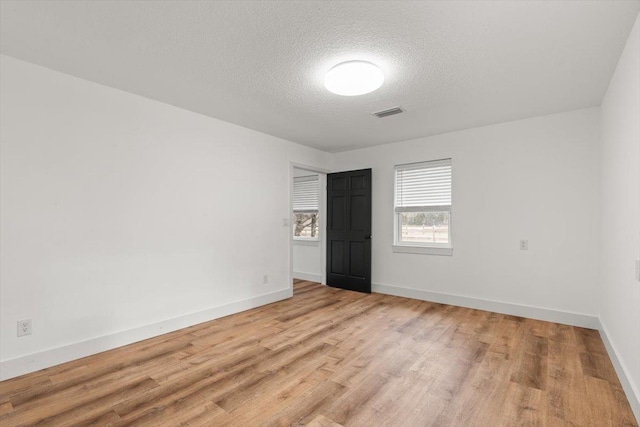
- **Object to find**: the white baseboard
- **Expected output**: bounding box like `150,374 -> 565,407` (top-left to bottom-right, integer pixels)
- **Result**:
293,271 -> 322,283
598,320 -> 640,423
0,288 -> 292,381
372,283 -> 599,329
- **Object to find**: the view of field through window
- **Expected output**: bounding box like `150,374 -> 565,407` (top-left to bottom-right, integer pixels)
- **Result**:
400,211 -> 450,244
294,213 -> 319,238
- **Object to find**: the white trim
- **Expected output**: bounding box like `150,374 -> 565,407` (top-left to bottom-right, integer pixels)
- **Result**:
293,271 -> 323,283
372,282 -> 599,329
392,245 -> 453,256
395,158 -> 452,172
289,163 -> 328,288
293,238 -> 320,247
395,205 -> 451,213
0,288 -> 291,381
598,319 -> 640,423
290,162 -> 331,175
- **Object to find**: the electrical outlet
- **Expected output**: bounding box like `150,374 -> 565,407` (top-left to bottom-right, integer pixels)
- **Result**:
519,240 -> 528,250
263,275 -> 269,284
17,319 -> 32,337
635,259 -> 640,282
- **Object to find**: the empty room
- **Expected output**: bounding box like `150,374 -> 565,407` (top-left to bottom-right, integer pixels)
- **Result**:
1,1 -> 639,426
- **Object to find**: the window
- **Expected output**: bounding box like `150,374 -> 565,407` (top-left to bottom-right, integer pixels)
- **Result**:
394,159 -> 452,255
293,175 -> 319,240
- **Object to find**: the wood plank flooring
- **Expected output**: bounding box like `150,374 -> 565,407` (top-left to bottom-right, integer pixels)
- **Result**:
0,280 -> 636,426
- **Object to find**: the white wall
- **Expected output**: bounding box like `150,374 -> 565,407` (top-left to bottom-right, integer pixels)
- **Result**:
331,108 -> 601,319
0,55 -> 328,376
292,242 -> 323,282
599,12 -> 640,417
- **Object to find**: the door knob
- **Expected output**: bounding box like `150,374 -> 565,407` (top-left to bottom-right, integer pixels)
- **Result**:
365,235 -> 372,239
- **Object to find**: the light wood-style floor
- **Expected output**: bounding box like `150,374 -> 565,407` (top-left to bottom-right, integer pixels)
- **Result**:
0,280 -> 636,427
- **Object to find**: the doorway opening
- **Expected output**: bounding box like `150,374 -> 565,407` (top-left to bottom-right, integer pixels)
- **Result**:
290,164 -> 328,288
289,164 -> 373,294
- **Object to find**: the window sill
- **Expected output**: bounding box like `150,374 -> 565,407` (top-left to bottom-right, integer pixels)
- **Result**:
293,238 -> 320,247
392,245 -> 453,256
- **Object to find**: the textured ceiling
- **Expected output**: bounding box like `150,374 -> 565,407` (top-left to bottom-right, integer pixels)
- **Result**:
1,1 -> 639,152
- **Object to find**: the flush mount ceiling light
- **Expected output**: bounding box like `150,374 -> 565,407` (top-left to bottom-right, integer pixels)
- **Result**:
324,61 -> 384,96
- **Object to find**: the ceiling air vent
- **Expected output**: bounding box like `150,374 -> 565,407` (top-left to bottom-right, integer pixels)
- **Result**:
371,106 -> 404,118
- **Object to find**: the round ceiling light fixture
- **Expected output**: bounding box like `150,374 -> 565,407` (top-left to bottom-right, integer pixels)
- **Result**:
324,60 -> 384,96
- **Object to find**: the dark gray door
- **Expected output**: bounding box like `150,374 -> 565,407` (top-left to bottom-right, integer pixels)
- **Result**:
326,169 -> 372,293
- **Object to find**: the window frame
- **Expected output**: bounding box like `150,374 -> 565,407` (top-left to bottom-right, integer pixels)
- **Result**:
293,175 -> 320,242
393,159 -> 453,256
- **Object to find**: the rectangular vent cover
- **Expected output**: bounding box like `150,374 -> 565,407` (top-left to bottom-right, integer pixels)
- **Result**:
372,106 -> 404,118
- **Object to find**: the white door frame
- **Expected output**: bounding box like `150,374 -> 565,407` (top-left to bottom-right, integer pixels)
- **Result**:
289,162 -> 330,292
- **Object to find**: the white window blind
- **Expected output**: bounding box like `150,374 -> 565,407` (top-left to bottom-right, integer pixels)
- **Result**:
395,159 -> 452,212
293,176 -> 319,212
